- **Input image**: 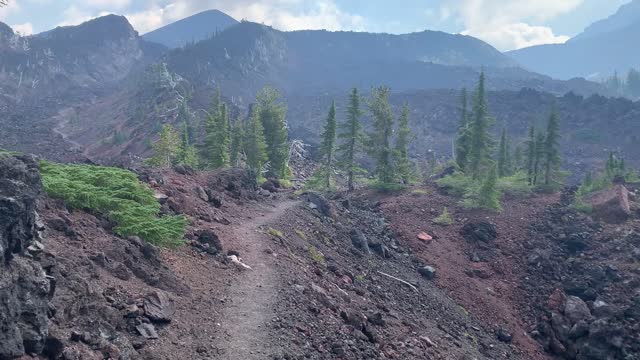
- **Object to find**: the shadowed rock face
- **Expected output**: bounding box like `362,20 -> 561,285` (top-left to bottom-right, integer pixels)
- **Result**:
0,153 -> 50,358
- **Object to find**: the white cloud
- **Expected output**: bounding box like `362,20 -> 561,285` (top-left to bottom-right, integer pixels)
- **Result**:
57,5 -> 113,27
0,0 -> 20,21
452,0 -> 582,50
125,0 -> 365,34
11,22 -> 34,35
84,0 -> 131,9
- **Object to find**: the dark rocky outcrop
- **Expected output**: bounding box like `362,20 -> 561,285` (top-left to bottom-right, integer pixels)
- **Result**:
0,154 -> 51,358
461,222 -> 497,243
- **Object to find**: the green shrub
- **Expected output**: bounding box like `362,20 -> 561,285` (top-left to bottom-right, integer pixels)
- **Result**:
267,227 -> 284,238
40,161 -> 187,247
498,172 -> 533,197
369,181 -> 406,193
436,172 -> 478,197
295,229 -> 307,240
433,207 -> 453,225
308,245 -> 326,266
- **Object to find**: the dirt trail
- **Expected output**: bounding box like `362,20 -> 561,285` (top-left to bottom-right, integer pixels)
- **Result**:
213,199 -> 299,359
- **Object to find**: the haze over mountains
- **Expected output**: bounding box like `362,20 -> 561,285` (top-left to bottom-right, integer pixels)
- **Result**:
0,3 -> 638,169
509,0 -> 640,80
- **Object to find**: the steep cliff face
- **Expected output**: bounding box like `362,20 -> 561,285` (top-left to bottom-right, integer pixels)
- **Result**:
0,153 -> 50,358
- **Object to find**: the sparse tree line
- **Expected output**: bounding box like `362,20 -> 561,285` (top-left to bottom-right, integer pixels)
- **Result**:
439,72 -> 563,211
603,68 -> 640,99
147,86 -> 288,181
309,86 -> 416,191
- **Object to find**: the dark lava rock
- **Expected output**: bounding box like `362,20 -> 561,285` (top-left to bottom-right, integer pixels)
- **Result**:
461,222 -> 497,243
144,290 -> 175,323
0,154 -> 51,358
136,323 -> 159,339
497,328 -> 513,343
350,229 -> 371,254
196,230 -> 222,255
303,192 -> 337,219
564,296 -> 592,324
418,266 -> 436,280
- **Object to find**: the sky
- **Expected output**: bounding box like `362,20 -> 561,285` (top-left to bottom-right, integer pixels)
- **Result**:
0,0 -> 633,51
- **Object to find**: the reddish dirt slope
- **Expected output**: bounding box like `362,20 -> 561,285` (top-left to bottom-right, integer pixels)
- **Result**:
381,187 -> 558,359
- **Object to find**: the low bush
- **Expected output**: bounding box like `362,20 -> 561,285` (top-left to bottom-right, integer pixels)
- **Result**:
40,161 -> 187,247
433,207 -> 453,225
435,172 -> 477,197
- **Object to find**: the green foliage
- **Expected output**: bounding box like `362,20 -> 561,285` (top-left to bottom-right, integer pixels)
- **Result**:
394,103 -> 415,184
304,168 -> 336,192
295,229 -> 307,240
203,92 -> 230,169
436,172 -> 477,197
257,87 -> 289,179
319,101 -> 337,190
497,128 -> 509,177
229,119 -> 245,168
267,227 -> 284,238
467,72 -> 495,179
338,88 -> 364,191
147,124 -> 181,168
308,245 -> 326,266
40,161 -> 187,247
497,172 -> 533,197
455,88 -> 471,172
244,106 -> 268,178
476,164 -> 501,211
368,86 -> 395,184
543,106 -> 562,186
369,181 -> 406,193
112,130 -> 127,145
433,207 -> 453,226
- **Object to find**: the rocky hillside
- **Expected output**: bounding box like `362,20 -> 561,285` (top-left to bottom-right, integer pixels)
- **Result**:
508,0 -> 640,80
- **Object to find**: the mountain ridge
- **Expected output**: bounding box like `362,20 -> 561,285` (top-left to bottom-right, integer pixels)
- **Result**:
142,9 -> 239,49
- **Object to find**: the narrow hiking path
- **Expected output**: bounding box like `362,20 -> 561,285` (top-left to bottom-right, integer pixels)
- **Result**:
213,199 -> 299,359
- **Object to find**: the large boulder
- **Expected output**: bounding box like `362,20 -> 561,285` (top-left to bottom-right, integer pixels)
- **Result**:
586,184 -> 631,224
564,296 -> 592,325
461,222 -> 497,243
303,192 -> 337,219
0,154 -> 51,358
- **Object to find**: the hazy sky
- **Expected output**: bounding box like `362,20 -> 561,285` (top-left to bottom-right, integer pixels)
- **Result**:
0,0 -> 632,51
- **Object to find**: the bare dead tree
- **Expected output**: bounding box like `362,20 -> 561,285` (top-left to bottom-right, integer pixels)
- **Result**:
0,1 -> 8,8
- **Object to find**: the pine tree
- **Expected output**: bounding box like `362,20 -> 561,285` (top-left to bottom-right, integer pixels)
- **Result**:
455,88 -> 471,171
148,124 -> 181,168
203,99 -> 230,169
319,101 -> 337,189
394,103 -> 413,184
244,105 -> 268,178
505,136 -> 513,176
338,88 -> 364,191
467,72 -> 494,179
256,87 -> 289,179
533,131 -> 546,186
178,121 -> 198,168
525,126 -> 537,185
543,106 -> 561,186
230,118 -> 245,168
478,164 -> 501,211
369,86 -> 395,184
514,144 -> 524,172
497,128 -> 508,177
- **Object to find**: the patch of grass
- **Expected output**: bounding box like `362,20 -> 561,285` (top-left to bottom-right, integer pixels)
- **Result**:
39,161 -> 187,247
570,199 -> 593,214
308,245 -> 326,266
267,227 -> 284,238
369,181 -> 406,193
295,229 -> 307,240
410,188 -> 430,196
433,207 -> 453,226
355,274 -> 366,283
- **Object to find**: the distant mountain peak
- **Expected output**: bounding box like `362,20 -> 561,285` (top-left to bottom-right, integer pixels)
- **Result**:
142,9 -> 238,48
572,0 -> 640,42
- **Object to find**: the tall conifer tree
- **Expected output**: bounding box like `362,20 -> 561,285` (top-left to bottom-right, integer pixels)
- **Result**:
257,87 -> 288,179
338,88 -> 363,191
467,72 -> 493,179
394,103 -> 413,184
319,101 -> 337,189
368,86 -> 395,184
543,106 -> 561,186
